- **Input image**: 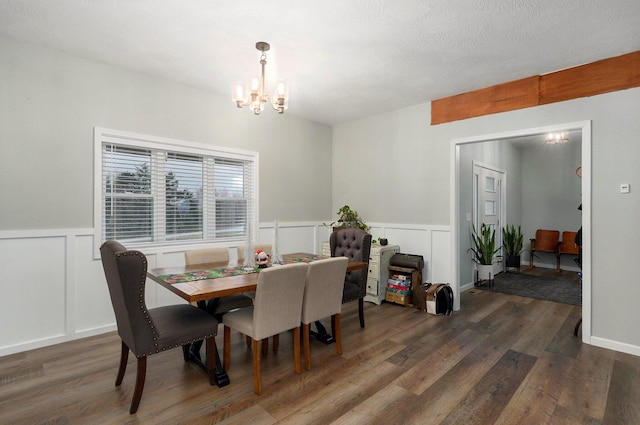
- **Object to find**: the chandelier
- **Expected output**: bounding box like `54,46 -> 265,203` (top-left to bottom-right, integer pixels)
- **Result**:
232,42 -> 289,115
545,131 -> 569,144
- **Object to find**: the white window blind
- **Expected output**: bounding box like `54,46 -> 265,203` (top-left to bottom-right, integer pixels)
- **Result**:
95,128 -> 258,252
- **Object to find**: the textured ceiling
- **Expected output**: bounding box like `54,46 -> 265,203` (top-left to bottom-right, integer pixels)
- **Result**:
1,0 -> 639,125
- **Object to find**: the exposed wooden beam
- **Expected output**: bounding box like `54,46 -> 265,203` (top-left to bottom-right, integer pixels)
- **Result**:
431,77 -> 539,125
431,50 -> 640,125
540,50 -> 640,105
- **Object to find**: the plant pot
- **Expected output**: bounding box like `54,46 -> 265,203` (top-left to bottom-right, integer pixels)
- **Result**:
505,255 -> 521,269
477,264 -> 493,281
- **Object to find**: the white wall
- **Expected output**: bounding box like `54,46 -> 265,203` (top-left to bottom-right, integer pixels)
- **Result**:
333,88 -> 640,356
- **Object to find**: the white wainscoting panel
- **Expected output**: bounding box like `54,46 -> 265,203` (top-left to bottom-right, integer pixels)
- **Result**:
0,235 -> 67,348
0,222 -> 450,356
74,234 -> 115,333
431,229 -> 452,283
369,223 -> 451,284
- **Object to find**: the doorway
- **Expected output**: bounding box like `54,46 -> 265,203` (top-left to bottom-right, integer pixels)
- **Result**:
450,121 -> 591,344
473,161 -> 505,279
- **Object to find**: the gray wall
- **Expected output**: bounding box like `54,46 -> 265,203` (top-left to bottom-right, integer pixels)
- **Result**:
0,34 -> 333,230
521,140 -> 582,268
331,104 -> 450,225
333,87 -> 640,350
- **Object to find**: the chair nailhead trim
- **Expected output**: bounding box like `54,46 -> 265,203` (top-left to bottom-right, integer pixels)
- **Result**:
148,334 -> 216,354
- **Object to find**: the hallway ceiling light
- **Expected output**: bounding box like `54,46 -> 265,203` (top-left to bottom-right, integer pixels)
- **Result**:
545,132 -> 569,144
232,42 -> 288,115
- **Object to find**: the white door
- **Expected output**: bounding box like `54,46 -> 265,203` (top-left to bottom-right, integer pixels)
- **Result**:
473,162 -> 505,277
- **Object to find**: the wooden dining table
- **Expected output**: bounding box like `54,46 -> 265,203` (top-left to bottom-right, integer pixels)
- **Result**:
147,252 -> 368,387
147,252 -> 367,303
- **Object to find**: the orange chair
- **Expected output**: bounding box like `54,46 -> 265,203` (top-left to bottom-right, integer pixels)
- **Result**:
558,231 -> 579,271
529,229 -> 560,269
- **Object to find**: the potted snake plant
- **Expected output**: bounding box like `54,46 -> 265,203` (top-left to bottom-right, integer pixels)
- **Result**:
502,224 -> 524,270
469,223 -> 500,280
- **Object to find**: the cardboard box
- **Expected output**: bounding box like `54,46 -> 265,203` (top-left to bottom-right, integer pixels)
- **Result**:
385,291 -> 412,306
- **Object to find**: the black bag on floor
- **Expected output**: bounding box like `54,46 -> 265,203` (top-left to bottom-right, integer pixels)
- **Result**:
425,283 -> 453,315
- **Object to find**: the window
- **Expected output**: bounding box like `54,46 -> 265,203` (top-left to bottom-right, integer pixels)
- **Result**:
95,128 -> 258,253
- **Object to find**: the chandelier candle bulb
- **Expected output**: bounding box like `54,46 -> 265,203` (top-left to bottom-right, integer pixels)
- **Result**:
277,81 -> 288,96
250,76 -> 261,94
232,83 -> 246,107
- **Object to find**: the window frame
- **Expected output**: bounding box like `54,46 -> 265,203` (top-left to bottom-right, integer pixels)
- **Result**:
93,127 -> 259,258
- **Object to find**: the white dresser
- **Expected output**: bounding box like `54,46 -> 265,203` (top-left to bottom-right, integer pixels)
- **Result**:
322,242 -> 399,305
321,241 -> 331,257
366,244 -> 400,305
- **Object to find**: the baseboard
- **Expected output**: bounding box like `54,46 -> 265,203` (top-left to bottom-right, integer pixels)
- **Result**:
590,336 -> 640,357
0,324 -> 117,358
528,262 -> 581,273
460,281 -> 475,293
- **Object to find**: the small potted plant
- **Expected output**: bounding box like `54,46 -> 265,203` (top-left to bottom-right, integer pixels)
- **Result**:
502,224 -> 524,270
469,223 -> 500,280
325,205 -> 370,232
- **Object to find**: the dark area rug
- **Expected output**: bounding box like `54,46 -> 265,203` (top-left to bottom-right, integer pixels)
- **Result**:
477,272 -> 582,306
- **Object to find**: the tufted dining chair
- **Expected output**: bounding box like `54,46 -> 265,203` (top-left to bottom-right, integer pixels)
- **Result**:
100,241 -> 219,414
222,263 -> 308,395
330,228 -> 372,328
184,247 -> 253,320
301,257 -> 349,370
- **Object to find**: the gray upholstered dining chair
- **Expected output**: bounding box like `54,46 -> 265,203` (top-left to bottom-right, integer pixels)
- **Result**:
184,246 -> 229,265
184,247 -> 253,320
330,228 -> 372,328
301,257 -> 349,370
222,263 -> 308,395
100,241 -> 219,414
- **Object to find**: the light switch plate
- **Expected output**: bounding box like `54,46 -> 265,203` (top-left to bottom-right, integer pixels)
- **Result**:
620,183 -> 630,193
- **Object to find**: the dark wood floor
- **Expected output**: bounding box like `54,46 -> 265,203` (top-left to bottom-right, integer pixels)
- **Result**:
1,285 -> 638,425
519,265 -> 581,282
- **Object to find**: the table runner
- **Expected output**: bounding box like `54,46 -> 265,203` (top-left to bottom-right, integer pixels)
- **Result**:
158,254 -> 327,284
